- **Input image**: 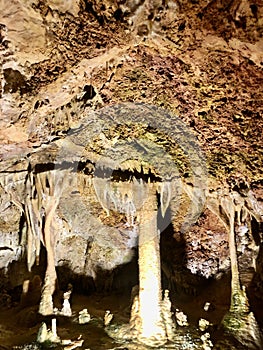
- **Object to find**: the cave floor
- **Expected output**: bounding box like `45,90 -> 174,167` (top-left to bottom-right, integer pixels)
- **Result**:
0,274 -> 262,349
0,291 -> 126,349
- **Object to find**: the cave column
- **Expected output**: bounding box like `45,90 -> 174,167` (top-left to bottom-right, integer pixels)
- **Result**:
39,195 -> 59,316
229,203 -> 241,312
38,172 -> 66,316
136,183 -> 166,346
228,200 -> 249,314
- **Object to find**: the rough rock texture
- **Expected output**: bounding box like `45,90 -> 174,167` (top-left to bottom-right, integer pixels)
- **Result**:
0,0 -> 263,347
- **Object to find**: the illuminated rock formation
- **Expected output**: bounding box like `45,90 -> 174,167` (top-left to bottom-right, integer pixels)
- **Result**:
210,188 -> 263,349
100,178 -> 175,346
38,171 -> 67,316
135,183 -> 167,346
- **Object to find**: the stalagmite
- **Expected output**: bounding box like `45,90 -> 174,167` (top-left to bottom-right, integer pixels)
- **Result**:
199,318 -> 210,331
37,320 -> 60,344
51,318 -> 57,339
104,310 -> 114,326
78,309 -> 91,324
61,290 -> 72,317
175,309 -> 189,327
201,333 -> 213,350
37,322 -> 48,343
161,289 -> 176,341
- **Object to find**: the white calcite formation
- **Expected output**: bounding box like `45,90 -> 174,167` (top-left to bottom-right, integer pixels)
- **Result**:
175,309 -> 189,327
78,309 -> 91,324
104,310 -> 114,326
199,318 -> 210,332
161,289 -> 176,341
201,332 -> 213,350
37,320 -> 60,344
61,290 -> 72,317
203,302 -> 210,312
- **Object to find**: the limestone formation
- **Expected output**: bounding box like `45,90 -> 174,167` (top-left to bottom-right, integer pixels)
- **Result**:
203,302 -> 210,312
175,309 -> 189,327
61,290 -> 72,317
37,320 -> 60,344
104,310 -> 114,326
161,289 -> 176,341
199,318 -> 210,332
200,333 -> 213,350
217,190 -> 263,348
0,2 -> 263,348
78,309 -> 91,324
37,171 -> 68,315
136,184 -> 167,346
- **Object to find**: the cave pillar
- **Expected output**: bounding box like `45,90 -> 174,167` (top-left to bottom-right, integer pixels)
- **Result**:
39,196 -> 59,316
136,183 -> 166,346
228,204 -> 242,312
227,199 -> 249,314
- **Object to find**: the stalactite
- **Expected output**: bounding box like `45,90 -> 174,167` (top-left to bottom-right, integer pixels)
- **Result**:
9,190 -> 24,215
24,199 -> 35,272
31,197 -> 42,265
23,171 -> 44,271
25,173 -> 37,271
126,200 -> 136,226
4,167 -> 69,316
93,178 -> 110,216
159,181 -> 171,218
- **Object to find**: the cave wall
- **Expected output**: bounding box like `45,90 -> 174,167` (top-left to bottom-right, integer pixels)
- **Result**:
0,0 -> 263,304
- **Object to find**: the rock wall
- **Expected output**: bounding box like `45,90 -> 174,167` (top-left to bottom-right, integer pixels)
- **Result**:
0,0 -> 262,304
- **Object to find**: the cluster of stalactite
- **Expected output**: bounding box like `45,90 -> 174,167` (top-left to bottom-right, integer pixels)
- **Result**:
94,176 -> 172,225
